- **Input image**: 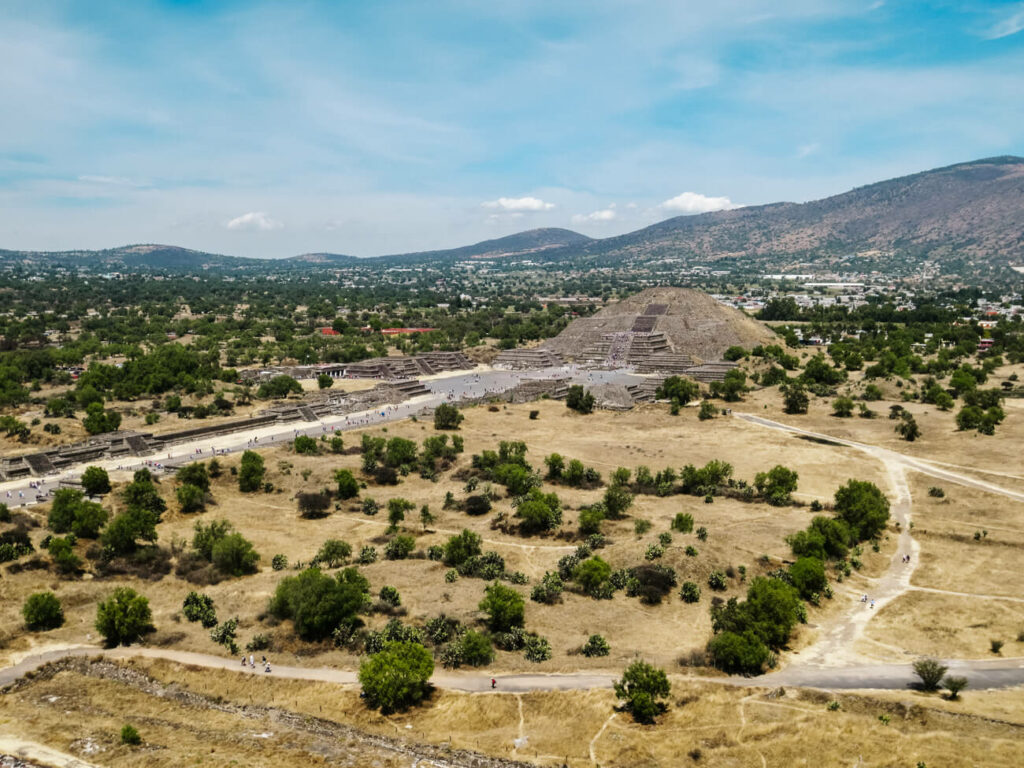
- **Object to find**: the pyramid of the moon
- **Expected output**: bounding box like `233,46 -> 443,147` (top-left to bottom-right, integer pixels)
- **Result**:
541,287 -> 778,367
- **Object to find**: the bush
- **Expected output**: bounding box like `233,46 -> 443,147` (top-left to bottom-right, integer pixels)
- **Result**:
315,539 -> 352,568
294,435 -> 319,455
464,494 -> 492,516
671,512 -> 694,533
788,557 -> 827,599
211,533 -> 260,576
614,660 -> 671,723
581,634 -> 610,657
782,383 -> 809,414
334,469 -> 360,500
517,489 -> 563,534
698,401 -> 717,420
944,675 -> 968,700
831,397 -> 854,417
95,587 -> 153,646
479,582 -> 524,632
120,724 -> 141,746
23,592 -> 64,631
928,487 -> 945,499
990,639 -> 1004,654
834,480 -> 890,541
182,591 -> 218,628
680,582 -> 701,603
459,629 -> 494,666
81,466 -> 112,496
384,535 -> 416,560
574,556 -> 612,595
530,571 -> 564,604
272,553 -> 288,570
379,586 -> 401,607
708,571 -> 727,591
443,529 -> 482,567
297,491 -> 332,519
176,483 -> 206,514
913,658 -> 948,691
708,631 -> 770,675
754,465 -> 799,506
359,641 -> 434,713
524,634 -> 552,662
578,506 -> 605,536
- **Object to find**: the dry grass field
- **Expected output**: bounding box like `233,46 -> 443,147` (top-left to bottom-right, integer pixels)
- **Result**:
0,398 -> 897,674
1,657 -> 1021,768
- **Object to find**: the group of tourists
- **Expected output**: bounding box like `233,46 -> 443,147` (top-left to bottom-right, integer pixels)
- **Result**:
241,653 -> 272,673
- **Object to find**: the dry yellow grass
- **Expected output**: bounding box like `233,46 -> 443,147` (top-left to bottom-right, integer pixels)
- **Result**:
3,659 -> 1022,768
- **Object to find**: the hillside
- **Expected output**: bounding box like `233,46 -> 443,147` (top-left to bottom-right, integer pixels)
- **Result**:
550,156 -> 1024,270
382,227 -> 593,262
0,244 -> 249,270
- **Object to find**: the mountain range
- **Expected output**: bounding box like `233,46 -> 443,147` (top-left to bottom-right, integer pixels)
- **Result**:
2,156 -> 1023,275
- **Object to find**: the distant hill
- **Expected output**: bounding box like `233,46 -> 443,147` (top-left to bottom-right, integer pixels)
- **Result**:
3,158 -> 1023,275
546,156 -> 1024,270
382,227 -> 593,262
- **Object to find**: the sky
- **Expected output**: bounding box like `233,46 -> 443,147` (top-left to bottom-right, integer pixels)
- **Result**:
1,0 -> 1023,259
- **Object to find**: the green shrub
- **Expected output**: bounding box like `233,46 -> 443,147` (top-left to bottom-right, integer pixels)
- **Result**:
359,641 -> 434,713
671,512 -> 694,533
120,724 -> 141,745
523,635 -> 552,662
581,634 -> 610,657
613,660 -> 671,723
479,582 -> 524,632
95,587 -> 153,646
23,592 -> 64,631
680,582 -> 701,603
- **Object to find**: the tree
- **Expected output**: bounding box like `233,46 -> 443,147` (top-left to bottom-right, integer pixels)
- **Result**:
613,660 -> 671,723
176,483 -> 206,514
123,471 -> 166,518
48,536 -> 82,573
895,412 -> 920,442
443,529 -> 482,567
834,480 -> 890,541
101,507 -> 158,555
211,533 -> 260,576
657,376 -> 700,405
387,497 -> 415,532
120,725 -> 141,745
680,581 -> 701,603
176,462 -> 211,493
566,385 -> 595,414
83,401 -> 121,435
782,382 -> 809,414
788,556 -> 827,599
831,397 -> 854,418
517,489 -> 562,534
23,591 -> 64,631
48,488 -> 84,533
81,466 -> 111,496
297,491 -> 332,518
698,401 -> 717,420
384,535 -> 415,560
574,556 -> 611,595
269,567 -> 368,641
256,375 -> 302,399
711,369 -> 747,402
544,453 -> 565,480
754,465 -> 799,506
582,634 -> 611,657
359,641 -> 435,713
433,402 -> 464,430
294,435 -> 319,455
578,506 -> 605,535
479,582 -> 525,632
603,483 -> 634,519
316,539 -> 352,568
95,587 -> 153,646
671,512 -> 694,533
913,658 -> 948,691
334,469 -> 360,500
239,450 -> 265,492
459,630 -> 495,666
419,504 -> 434,530
708,631 -> 770,675
317,373 -> 334,389
944,675 -> 968,700
71,501 -> 108,539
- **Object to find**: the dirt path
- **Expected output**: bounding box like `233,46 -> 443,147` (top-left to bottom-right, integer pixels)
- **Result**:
0,736 -> 101,768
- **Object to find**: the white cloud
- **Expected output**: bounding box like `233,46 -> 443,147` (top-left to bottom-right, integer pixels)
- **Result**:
659,192 -> 739,214
796,142 -> 820,158
481,196 -> 555,212
984,5 -> 1024,39
78,175 -> 145,187
225,211 -> 283,231
572,206 -> 617,224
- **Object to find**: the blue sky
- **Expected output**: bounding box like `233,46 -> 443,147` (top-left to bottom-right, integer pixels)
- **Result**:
1,0 -> 1023,258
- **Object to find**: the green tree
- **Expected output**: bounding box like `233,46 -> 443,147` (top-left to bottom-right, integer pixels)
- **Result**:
754,465 -> 799,506
47,488 -> 84,533
831,397 -> 854,418
176,483 -> 206,514
176,462 -> 211,493
238,450 -> 265,493
269,567 -> 367,641
698,401 -> 717,420
789,556 -> 827,599
711,369 -> 747,402
433,402 -> 464,430
211,533 -> 261,576
294,435 -> 319,455
566,385 -> 595,414
297,491 -> 332,518
578,506 -> 605,535
71,501 -> 108,539
834,480 -> 890,541
387,497 -> 415,532
544,453 -> 565,480
101,507 -> 158,555
479,582 -> 525,632
81,466 -> 112,496
782,383 -> 809,414
708,630 -> 770,675
315,539 -> 352,568
459,629 -> 495,666
48,536 -> 82,573
573,556 -> 611,595
443,529 -> 482,567
23,591 -> 64,631
517,489 -> 562,533
359,641 -> 435,713
656,376 -> 700,405
317,373 -> 334,389
944,675 -> 968,700
603,483 -> 634,519
334,468 -> 360,500
95,587 -> 153,646
120,725 -> 141,745
895,412 -> 921,442
613,660 -> 671,724
913,658 -> 948,692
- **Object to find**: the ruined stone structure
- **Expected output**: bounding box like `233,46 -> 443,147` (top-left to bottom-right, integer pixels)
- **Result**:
240,351 -> 473,383
492,348 -> 565,370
